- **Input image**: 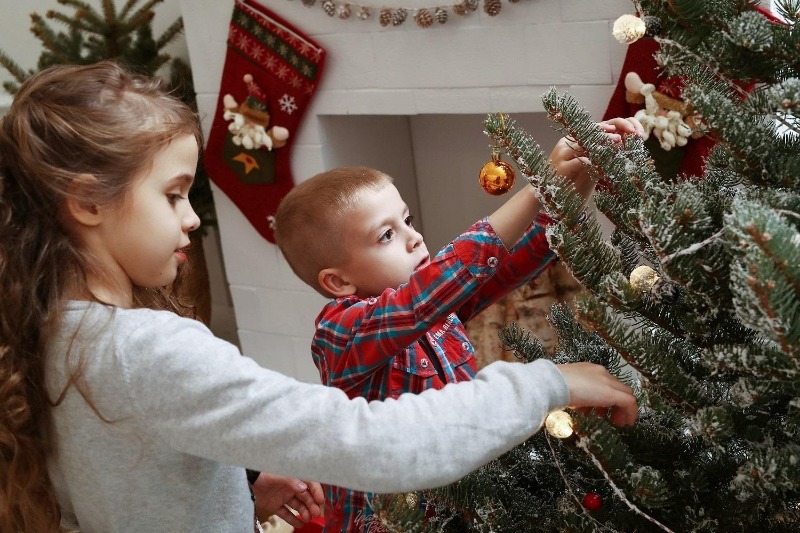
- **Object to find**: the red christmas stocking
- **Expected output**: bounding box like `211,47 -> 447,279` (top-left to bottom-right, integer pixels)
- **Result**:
204,0 -> 326,243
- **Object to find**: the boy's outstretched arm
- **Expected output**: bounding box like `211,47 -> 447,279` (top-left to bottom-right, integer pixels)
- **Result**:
556,362 -> 639,427
488,116 -> 643,248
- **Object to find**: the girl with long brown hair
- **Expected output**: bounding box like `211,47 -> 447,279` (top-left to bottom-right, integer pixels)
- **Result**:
0,61 -> 637,532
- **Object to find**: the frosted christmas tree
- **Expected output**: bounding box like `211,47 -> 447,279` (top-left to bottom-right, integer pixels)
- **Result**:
377,1 -> 799,531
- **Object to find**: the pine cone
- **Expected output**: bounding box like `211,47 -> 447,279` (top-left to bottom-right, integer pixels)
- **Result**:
415,9 -> 434,28
453,2 -> 468,16
434,7 -> 448,24
392,8 -> 408,26
321,0 -> 335,17
644,15 -> 662,37
465,0 -> 480,12
336,3 -> 351,19
302,0 -> 316,6
357,6 -> 371,20
484,0 -> 502,16
379,8 -> 392,27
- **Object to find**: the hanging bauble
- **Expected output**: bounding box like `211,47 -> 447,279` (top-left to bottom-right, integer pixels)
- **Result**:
404,492 -> 419,508
544,410 -> 574,439
612,14 -> 647,44
479,158 -> 516,195
582,492 -> 603,512
629,265 -> 660,293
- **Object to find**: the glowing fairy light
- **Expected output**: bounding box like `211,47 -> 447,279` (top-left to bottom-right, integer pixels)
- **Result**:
545,410 -> 574,439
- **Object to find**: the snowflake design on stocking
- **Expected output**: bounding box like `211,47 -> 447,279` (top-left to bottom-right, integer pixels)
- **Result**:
279,93 -> 298,114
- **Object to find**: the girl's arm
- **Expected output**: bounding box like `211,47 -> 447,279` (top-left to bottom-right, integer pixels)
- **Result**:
117,311 -> 635,494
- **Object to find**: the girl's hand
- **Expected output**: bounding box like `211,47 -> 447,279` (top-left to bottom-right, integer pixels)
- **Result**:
251,472 -> 325,528
556,362 -> 639,427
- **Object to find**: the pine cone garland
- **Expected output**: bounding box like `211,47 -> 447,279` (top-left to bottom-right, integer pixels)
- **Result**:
484,0 -> 502,16
321,0 -> 335,17
415,8 -> 434,28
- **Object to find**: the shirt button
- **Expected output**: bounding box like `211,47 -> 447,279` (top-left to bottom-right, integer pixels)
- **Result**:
367,297 -> 377,305
487,256 -> 498,267
462,342 -> 470,350
420,358 -> 429,368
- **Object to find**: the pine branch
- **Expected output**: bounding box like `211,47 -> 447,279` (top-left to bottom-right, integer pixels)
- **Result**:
122,0 -> 163,30
30,14 -> 75,65
46,11 -> 104,36
0,50 -> 31,91
55,0 -> 106,30
575,293 -> 710,409
156,18 -> 184,50
574,416 -> 676,532
101,0 -> 118,23
726,197 -> 800,356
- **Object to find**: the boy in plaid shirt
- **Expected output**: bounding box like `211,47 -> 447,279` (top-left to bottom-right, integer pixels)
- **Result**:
274,118 -> 643,532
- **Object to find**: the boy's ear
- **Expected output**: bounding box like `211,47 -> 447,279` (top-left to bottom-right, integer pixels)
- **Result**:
65,174 -> 103,227
318,268 -> 357,298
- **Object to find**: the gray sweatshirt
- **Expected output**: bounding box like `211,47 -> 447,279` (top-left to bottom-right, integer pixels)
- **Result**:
46,301 -> 569,532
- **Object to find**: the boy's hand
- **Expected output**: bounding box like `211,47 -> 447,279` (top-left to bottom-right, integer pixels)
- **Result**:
549,117 -> 644,203
252,473 -> 325,528
556,362 -> 639,427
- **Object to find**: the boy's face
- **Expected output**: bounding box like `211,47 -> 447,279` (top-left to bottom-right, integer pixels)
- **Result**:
336,183 -> 430,298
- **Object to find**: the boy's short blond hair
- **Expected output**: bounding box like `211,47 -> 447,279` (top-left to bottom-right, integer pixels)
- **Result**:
274,166 -> 393,297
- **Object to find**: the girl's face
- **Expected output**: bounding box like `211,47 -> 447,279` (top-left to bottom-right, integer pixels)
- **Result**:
91,134 -> 200,305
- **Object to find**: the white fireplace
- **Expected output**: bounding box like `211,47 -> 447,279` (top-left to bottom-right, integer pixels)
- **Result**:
180,0 -> 631,381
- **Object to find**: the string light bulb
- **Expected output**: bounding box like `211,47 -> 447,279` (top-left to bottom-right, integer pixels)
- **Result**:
545,410 -> 574,439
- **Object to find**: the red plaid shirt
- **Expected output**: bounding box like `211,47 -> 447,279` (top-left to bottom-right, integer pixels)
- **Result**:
313,215 -> 554,532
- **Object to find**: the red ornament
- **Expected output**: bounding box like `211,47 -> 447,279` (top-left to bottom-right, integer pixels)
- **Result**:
582,492 -> 603,512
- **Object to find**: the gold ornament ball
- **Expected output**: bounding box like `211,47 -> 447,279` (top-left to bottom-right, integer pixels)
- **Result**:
630,265 -> 660,293
479,160 -> 516,195
404,492 -> 419,508
545,410 -> 574,439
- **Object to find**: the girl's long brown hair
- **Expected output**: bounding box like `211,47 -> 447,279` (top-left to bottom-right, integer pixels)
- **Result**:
0,61 -> 201,532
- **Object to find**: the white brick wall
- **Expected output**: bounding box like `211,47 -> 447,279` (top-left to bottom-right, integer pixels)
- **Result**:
179,0 -> 632,379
